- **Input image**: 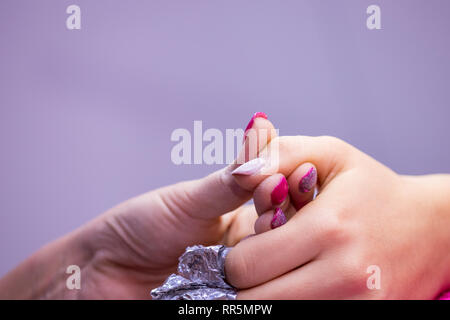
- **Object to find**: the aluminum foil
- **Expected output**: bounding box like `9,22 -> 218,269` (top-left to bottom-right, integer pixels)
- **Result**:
150,245 -> 236,300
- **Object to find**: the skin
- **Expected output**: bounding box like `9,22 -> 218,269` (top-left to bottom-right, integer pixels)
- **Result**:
227,129 -> 450,299
0,170 -> 255,299
0,116 -> 286,299
1,117 -> 449,299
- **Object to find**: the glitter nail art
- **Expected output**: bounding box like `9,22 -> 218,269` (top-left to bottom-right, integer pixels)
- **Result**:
271,208 -> 287,229
299,167 -> 317,193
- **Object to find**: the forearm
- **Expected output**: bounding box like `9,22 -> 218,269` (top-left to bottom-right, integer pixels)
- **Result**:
0,228 -> 92,299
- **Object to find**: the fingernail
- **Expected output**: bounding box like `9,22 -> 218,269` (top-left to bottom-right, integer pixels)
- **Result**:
231,157 -> 266,175
299,167 -> 317,193
243,112 -> 268,142
271,176 -> 288,206
271,208 -> 287,229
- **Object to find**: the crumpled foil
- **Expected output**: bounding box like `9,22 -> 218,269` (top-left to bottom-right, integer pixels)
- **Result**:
150,245 -> 236,300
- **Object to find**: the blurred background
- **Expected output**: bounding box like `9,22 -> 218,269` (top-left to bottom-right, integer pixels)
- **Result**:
1,0 -> 449,276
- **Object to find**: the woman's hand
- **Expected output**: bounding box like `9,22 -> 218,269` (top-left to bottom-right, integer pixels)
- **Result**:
226,134 -> 450,299
0,113 -> 290,299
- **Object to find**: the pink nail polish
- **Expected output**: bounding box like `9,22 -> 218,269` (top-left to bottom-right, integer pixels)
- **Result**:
271,208 -> 287,229
271,176 -> 288,206
299,167 -> 317,193
243,112 -> 268,142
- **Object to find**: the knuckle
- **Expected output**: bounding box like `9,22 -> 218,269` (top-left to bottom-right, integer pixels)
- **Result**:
323,251 -> 368,297
316,212 -> 345,244
315,206 -> 356,246
340,256 -> 370,291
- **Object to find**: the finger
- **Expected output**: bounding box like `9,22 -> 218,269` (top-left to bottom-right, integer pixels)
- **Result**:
254,211 -> 273,234
235,113 -> 277,166
254,163 -> 318,233
232,135 -> 352,192
225,210 -> 321,289
253,202 -> 299,234
226,137 -> 354,290
252,173 -> 290,234
254,207 -> 290,233
237,260 -> 357,300
252,164 -> 318,233
159,113 -> 277,220
287,162 -> 318,210
221,205 -> 258,247
253,173 -> 289,216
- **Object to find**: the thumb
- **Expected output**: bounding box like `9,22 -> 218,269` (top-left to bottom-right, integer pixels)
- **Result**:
160,113 -> 277,220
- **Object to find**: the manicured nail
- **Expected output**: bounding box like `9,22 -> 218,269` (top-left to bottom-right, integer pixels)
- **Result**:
271,176 -> 288,206
271,208 -> 287,229
299,167 -> 317,193
231,157 -> 266,175
243,112 -> 268,142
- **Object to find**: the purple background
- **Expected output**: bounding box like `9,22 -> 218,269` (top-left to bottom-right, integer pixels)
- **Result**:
1,0 -> 449,277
